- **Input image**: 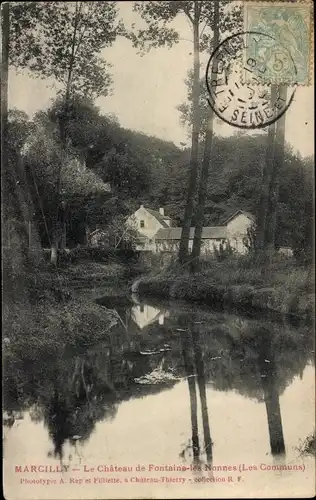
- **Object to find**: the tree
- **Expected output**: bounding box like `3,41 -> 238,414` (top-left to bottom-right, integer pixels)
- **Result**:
131,1 -> 200,263
190,0 -> 220,271
264,85 -> 287,252
9,1 -> 124,264
23,93 -> 186,248
23,104 -> 111,249
172,1 -> 242,270
1,2 -> 9,230
256,85 -> 278,251
131,1 -> 237,264
177,69 -> 225,141
2,2 -> 11,298
177,1 -> 201,264
108,215 -> 139,250
9,2 -> 121,97
89,126 -> 184,217
160,131 -> 312,256
2,4 -> 45,319
7,109 -> 43,258
93,128 -> 153,201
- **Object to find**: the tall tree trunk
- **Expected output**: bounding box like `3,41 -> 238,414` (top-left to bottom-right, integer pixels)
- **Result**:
178,1 -> 201,265
50,119 -> 66,264
265,85 -> 287,252
50,2 -> 81,265
14,155 -> 43,261
256,85 -> 278,251
50,106 -> 65,265
1,2 -> 11,295
1,2 -> 9,225
1,4 -> 42,317
190,0 -> 219,272
302,194 -> 313,265
60,201 -> 67,250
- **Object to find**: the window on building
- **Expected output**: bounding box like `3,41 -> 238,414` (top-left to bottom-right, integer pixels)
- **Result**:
140,220 -> 145,228
140,305 -> 144,312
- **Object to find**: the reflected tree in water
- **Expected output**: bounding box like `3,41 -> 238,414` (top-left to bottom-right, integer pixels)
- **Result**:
178,314 -> 213,464
3,318 -> 180,460
191,318 -> 213,462
178,320 -> 200,460
257,326 -> 285,456
3,299 -> 313,463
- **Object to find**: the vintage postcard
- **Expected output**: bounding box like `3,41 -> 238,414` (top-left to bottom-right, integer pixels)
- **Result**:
2,1 -> 315,499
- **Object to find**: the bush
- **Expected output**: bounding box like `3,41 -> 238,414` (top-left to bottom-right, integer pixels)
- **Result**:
66,247 -> 140,264
43,247 -> 140,265
213,240 -> 236,261
137,275 -> 173,298
5,299 -> 118,351
138,251 -> 174,275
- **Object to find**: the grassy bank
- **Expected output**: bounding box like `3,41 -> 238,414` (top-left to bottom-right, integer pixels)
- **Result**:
59,261 -> 129,289
41,247 -> 162,295
3,248 -> 144,352
134,254 -> 314,321
3,265 -> 119,348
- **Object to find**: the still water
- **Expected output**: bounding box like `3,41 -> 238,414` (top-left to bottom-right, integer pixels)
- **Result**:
3,292 -> 315,499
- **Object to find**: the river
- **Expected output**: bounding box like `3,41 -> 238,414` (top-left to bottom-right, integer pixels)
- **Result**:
3,290 -> 315,499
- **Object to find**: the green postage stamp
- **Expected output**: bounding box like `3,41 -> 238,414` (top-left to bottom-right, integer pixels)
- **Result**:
243,1 -> 313,85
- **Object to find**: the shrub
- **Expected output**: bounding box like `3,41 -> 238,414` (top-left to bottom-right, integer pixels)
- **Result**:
5,299 -> 118,350
213,240 -> 236,261
138,251 -> 174,275
137,275 -> 173,298
64,247 -> 140,264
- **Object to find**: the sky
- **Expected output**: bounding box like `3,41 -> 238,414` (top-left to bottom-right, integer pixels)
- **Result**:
8,1 -> 314,158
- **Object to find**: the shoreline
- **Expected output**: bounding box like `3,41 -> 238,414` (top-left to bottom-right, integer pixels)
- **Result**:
133,271 -> 314,323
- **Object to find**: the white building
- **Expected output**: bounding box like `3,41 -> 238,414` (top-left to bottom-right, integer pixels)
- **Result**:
126,205 -> 174,251
127,206 -> 255,255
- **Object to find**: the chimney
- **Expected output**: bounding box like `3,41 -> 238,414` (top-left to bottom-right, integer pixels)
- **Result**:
140,204 -> 144,209
159,207 -> 164,217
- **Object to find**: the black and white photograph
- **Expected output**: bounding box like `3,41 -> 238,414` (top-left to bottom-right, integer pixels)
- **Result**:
2,1 -> 315,499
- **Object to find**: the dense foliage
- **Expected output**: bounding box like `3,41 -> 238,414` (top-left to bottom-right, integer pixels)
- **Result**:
9,2 -> 123,99
8,95 -> 313,257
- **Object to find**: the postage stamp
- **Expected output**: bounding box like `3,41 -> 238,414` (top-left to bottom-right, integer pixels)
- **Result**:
243,1 -> 312,85
205,32 -> 296,129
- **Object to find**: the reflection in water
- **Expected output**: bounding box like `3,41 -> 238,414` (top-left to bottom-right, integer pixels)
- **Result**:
131,304 -> 162,330
178,315 -> 213,463
257,327 -> 285,455
3,296 -> 314,465
3,410 -> 23,428
191,319 -> 213,462
178,320 -> 200,459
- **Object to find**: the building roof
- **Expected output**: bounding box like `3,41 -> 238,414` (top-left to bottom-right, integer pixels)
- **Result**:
221,209 -> 255,225
145,208 -> 171,228
154,227 -> 227,241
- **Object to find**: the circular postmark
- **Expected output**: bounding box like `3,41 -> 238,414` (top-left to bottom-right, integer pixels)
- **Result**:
205,31 -> 297,129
